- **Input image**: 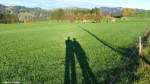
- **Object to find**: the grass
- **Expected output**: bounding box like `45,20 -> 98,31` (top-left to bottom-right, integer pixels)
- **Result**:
0,21 -> 149,84
136,36 -> 150,84
143,37 -> 150,59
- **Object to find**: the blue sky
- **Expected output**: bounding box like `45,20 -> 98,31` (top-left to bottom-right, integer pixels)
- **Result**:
0,0 -> 150,10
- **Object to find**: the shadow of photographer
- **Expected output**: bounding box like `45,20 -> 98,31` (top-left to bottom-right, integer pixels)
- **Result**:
64,37 -> 98,84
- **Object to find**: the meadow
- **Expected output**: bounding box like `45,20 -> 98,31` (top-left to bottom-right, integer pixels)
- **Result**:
0,20 -> 149,84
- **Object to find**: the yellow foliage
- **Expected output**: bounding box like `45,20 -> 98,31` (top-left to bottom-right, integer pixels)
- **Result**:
122,8 -> 136,17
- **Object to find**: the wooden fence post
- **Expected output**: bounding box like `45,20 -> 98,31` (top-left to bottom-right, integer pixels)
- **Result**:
139,36 -> 142,56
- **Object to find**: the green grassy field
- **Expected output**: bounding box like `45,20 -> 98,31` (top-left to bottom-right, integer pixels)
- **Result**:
0,21 -> 149,84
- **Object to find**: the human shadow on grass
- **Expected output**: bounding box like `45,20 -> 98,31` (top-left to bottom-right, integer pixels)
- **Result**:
79,26 -> 140,84
64,37 -> 98,84
64,37 -> 77,84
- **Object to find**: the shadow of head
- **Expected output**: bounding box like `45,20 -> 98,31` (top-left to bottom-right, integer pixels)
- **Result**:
73,38 -> 76,41
67,36 -> 70,40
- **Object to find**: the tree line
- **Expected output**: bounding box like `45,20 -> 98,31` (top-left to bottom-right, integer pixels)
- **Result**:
50,8 -> 140,23
0,5 -> 149,24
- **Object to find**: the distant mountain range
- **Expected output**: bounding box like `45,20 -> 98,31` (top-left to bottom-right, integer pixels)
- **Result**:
0,4 -> 47,14
100,7 -> 145,13
0,4 -> 145,15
